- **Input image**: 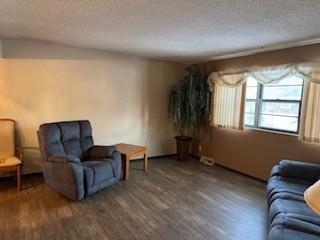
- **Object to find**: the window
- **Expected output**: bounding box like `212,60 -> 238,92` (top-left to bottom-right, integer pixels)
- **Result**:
244,75 -> 304,133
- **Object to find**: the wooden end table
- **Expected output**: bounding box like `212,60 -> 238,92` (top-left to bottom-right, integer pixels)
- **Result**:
115,143 -> 148,180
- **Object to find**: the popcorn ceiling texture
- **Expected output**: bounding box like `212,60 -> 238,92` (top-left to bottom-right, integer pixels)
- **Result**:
0,0 -> 320,63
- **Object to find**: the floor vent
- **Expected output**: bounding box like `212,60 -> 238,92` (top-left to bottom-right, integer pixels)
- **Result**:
200,156 -> 215,166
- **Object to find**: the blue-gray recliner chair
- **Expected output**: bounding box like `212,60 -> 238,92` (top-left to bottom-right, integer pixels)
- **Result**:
37,120 -> 121,200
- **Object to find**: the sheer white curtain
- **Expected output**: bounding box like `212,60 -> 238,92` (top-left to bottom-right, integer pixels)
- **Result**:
208,63 -> 320,140
209,73 -> 246,130
249,65 -> 296,84
299,68 -> 320,143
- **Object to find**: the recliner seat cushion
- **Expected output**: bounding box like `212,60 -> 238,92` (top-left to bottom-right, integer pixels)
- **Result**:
82,160 -> 115,190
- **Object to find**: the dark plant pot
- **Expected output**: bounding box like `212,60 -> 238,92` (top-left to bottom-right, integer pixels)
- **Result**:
175,136 -> 192,162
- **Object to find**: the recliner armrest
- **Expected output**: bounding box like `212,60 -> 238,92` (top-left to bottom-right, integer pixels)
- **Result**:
88,145 -> 116,159
277,160 -> 320,183
44,156 -> 84,200
48,155 -> 81,164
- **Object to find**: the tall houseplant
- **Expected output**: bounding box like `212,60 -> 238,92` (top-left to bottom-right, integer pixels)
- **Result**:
168,65 -> 210,161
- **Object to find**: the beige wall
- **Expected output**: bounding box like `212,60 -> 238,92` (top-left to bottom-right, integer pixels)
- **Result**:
0,38 -> 2,57
206,44 -> 320,71
200,44 -> 320,181
0,38 -> 185,173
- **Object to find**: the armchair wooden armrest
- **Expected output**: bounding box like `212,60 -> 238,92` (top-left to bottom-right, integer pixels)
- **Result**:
16,147 -> 24,161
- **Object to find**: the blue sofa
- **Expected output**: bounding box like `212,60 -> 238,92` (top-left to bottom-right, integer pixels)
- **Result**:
38,120 -> 122,200
267,160 -> 320,240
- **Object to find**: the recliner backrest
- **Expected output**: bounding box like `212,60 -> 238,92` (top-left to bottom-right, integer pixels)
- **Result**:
38,120 -> 94,161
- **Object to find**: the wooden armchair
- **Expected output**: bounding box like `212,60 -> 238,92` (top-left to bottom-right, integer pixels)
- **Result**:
0,119 -> 23,191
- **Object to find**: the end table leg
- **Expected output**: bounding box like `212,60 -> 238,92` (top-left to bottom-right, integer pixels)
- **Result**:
125,155 -> 130,180
121,156 -> 125,180
17,164 -> 22,191
144,152 -> 148,171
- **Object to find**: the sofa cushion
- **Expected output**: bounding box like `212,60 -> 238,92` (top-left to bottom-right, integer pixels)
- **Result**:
277,213 -> 320,227
268,160 -> 320,240
267,176 -> 310,199
269,198 -> 319,223
270,214 -> 320,240
82,160 -> 115,190
269,192 -> 305,206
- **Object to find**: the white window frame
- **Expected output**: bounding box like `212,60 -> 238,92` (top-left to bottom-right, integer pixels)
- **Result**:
245,81 -> 304,135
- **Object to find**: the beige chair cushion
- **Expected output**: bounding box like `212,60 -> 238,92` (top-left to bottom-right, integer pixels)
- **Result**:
0,156 -> 21,167
0,120 -> 15,159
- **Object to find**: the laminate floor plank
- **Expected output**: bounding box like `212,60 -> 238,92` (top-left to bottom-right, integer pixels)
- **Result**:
0,157 -> 268,240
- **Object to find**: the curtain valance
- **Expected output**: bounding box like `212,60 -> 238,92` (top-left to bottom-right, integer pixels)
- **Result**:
209,72 -> 246,89
208,62 -> 320,143
208,63 -> 320,89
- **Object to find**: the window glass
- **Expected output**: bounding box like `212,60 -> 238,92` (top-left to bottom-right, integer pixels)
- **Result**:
264,75 -> 303,86
244,74 -> 303,133
245,113 -> 255,126
245,101 -> 256,114
246,87 -> 258,99
260,102 -> 300,117
246,77 -> 258,100
262,86 -> 302,100
246,76 -> 258,86
259,115 -> 299,132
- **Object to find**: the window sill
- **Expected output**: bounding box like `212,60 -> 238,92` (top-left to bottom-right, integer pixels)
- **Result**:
245,126 -> 299,137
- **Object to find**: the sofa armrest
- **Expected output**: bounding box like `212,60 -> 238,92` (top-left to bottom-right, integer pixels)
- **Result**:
48,155 -> 81,164
277,160 -> 320,183
270,165 -> 281,178
88,145 -> 116,159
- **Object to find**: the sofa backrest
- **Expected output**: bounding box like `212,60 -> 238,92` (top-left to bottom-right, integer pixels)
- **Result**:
38,120 -> 94,161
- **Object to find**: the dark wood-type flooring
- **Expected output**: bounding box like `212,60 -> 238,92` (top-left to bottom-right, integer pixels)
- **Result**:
0,157 -> 268,240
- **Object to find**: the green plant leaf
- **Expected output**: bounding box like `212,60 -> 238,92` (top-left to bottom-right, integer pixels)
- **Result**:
168,65 -> 210,136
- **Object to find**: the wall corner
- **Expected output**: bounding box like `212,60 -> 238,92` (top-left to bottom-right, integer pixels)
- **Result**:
0,37 -> 2,58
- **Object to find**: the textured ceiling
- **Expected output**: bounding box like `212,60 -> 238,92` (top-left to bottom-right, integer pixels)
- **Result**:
1,0 -> 320,63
